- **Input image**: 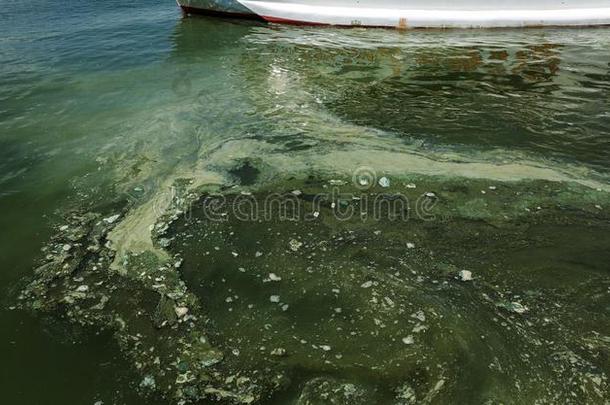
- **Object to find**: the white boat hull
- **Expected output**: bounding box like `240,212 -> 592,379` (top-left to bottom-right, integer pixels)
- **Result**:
238,0 -> 610,28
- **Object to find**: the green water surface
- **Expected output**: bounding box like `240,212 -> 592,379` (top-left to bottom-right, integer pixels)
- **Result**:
1,1 -> 610,404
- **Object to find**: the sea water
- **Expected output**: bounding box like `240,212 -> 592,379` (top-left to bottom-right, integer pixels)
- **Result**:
1,1 -> 609,403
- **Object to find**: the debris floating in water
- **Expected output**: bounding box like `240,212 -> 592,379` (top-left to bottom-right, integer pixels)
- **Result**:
412,324 -> 427,333
498,301 -> 529,314
103,214 -> 121,224
75,285 -> 89,293
140,375 -> 156,390
459,270 -> 473,281
411,310 -> 426,322
402,336 -> 415,345
508,302 -> 528,314
379,176 -> 390,188
289,239 -> 303,252
174,306 -> 189,318
271,348 -> 286,357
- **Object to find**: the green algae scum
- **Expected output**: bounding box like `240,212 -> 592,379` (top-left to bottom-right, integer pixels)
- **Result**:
2,1 -> 610,404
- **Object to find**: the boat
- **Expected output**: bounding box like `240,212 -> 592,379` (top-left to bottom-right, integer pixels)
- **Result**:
239,1 -> 610,28
178,0 -> 610,29
176,0 -> 258,19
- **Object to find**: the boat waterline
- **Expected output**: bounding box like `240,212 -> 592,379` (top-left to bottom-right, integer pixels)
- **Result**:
240,2 -> 610,28
177,0 -> 610,28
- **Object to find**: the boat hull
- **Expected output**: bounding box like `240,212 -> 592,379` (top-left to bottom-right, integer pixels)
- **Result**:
238,0 -> 610,28
177,0 -> 257,19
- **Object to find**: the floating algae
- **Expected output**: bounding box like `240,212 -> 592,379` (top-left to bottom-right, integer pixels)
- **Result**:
167,175 -> 610,403
15,71 -> 610,401
19,158 -> 610,403
12,20 -> 610,405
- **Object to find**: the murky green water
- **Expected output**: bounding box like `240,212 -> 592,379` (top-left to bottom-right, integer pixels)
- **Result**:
1,1 -> 609,404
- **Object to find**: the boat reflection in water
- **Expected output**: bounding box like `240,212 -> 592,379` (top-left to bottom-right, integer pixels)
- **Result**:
172,19 -> 607,170
170,18 -> 610,171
